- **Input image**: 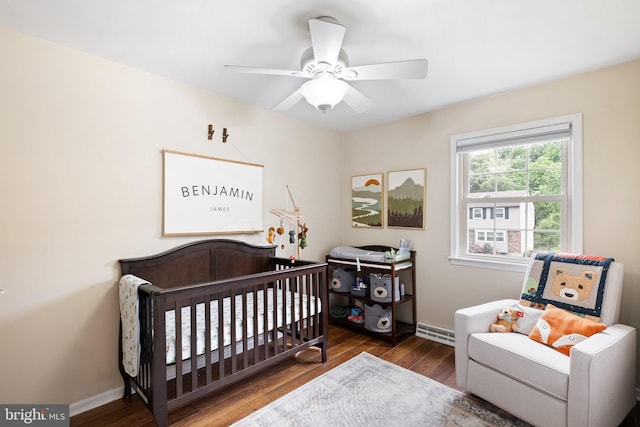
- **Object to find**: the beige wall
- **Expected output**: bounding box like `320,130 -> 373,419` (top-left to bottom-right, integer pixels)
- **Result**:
0,28 -> 344,407
344,59 -> 640,382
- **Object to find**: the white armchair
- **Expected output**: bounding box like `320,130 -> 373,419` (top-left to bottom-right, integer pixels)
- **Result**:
455,256 -> 636,427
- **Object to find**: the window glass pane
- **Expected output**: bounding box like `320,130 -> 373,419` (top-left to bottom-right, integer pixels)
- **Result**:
469,150 -> 495,174
497,171 -> 527,192
529,141 -> 562,165
533,231 -> 561,252
469,174 -> 495,195
529,141 -> 562,195
496,146 -> 527,172
469,150 -> 495,195
534,201 -> 561,231
532,200 -> 561,252
529,168 -> 561,195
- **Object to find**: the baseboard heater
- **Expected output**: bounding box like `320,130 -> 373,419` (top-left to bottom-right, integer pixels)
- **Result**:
415,322 -> 455,346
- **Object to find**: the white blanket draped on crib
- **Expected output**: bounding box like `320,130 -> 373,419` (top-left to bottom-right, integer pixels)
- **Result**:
119,274 -> 151,377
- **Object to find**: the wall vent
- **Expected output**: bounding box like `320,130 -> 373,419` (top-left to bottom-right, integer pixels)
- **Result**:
415,322 -> 455,346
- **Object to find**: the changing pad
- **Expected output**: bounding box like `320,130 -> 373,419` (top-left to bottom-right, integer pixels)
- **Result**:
329,246 -> 388,262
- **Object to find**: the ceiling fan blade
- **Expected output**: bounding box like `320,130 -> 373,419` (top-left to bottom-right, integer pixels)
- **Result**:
224,65 -> 311,78
343,59 -> 428,81
342,84 -> 375,113
309,17 -> 346,65
272,87 -> 305,111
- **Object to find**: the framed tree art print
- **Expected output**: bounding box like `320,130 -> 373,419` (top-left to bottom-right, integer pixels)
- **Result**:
387,168 -> 426,229
351,173 -> 384,228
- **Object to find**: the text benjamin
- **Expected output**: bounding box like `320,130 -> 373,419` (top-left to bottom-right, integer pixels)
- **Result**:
180,185 -> 253,201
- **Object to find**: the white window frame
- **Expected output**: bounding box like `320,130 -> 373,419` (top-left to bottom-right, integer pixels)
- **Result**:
449,113 -> 583,272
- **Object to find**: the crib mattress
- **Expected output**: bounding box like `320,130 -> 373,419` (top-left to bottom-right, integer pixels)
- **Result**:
165,288 -> 319,364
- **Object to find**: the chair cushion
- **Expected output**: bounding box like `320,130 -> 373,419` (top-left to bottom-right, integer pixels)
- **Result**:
528,304 -> 607,356
468,332 -> 570,400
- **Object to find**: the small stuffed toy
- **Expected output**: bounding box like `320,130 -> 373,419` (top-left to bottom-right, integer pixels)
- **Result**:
298,223 -> 309,249
489,306 -> 520,333
266,227 -> 276,244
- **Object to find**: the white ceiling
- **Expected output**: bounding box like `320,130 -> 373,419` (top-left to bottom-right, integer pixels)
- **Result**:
1,0 -> 639,132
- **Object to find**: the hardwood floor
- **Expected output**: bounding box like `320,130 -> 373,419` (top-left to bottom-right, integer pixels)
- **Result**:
71,326 -> 638,427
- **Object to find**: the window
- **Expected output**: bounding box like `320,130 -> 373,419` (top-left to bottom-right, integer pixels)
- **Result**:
450,114 -> 583,271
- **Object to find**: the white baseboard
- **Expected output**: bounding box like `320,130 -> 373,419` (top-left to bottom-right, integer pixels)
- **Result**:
69,386 -> 124,417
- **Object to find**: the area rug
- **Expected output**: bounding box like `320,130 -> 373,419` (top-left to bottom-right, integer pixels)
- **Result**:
232,351 -> 531,427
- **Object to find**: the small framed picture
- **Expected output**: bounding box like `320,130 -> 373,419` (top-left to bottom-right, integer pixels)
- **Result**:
351,173 -> 384,228
387,168 -> 426,229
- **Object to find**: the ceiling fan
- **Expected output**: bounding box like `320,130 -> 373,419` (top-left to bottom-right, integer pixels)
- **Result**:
223,16 -> 428,113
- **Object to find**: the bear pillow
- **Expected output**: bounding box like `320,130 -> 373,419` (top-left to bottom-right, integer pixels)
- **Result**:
528,304 -> 607,356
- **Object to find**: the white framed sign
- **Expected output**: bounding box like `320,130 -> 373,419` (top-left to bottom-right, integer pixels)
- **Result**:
162,150 -> 264,236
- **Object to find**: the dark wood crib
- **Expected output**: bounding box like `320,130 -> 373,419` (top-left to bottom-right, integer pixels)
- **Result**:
118,239 -> 328,426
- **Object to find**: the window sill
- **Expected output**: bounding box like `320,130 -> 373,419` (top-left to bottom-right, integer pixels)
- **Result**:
448,256 -> 529,273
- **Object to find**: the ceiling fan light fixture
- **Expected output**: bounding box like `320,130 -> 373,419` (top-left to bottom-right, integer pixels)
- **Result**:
301,78 -> 348,112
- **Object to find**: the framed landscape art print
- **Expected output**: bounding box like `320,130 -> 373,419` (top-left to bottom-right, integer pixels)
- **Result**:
387,168 -> 426,229
351,173 -> 383,228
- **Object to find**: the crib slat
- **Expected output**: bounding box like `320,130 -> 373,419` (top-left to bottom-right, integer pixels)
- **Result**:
282,278 -> 289,353
252,286 -> 259,362
174,300 -> 183,397
241,292 -> 248,369
190,298 -> 198,392
290,276 -> 298,347
311,272 -> 318,336
204,294 -> 212,385
297,275 -> 304,346
272,282 -> 280,356
302,274 -> 309,340
217,295 -> 224,381
262,285 -> 270,360
317,272 -> 322,333
230,289 -> 237,374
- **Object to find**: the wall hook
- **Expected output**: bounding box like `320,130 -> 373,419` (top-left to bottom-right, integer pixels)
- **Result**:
222,128 -> 230,143
208,124 -> 215,140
